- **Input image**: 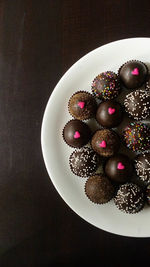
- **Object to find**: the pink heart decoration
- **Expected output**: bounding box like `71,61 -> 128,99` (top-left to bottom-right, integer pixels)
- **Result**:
131,68 -> 139,75
99,140 -> 106,148
108,107 -> 115,115
74,131 -> 80,139
78,101 -> 85,109
117,162 -> 125,170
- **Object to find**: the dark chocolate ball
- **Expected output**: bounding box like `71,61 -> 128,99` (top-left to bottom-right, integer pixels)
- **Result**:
104,153 -> 133,183
124,89 -> 150,120
123,122 -> 150,152
91,129 -> 120,157
96,100 -> 123,128
135,152 -> 150,184
63,119 -> 91,148
114,183 -> 144,214
85,174 -> 115,204
91,71 -> 120,100
69,147 -> 99,177
119,60 -> 148,89
68,91 -> 97,120
146,184 -> 150,205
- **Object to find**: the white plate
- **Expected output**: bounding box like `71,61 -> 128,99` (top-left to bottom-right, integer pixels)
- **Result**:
41,38 -> 150,237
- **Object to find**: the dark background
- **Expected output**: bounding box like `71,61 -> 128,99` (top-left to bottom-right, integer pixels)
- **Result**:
0,0 -> 150,266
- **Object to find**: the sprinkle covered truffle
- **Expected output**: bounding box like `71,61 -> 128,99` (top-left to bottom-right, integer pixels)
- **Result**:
124,89 -> 150,120
114,183 -> 144,214
135,152 -> 150,184
69,147 -> 99,178
91,71 -> 120,100
123,122 -> 150,152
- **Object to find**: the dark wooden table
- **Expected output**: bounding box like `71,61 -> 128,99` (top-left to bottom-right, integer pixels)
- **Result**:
0,0 -> 150,266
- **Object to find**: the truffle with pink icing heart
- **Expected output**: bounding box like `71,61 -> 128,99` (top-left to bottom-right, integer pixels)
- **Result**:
105,153 -> 133,183
96,100 -> 123,128
68,91 -> 96,120
91,129 -> 120,157
119,60 -> 148,89
63,119 -> 91,148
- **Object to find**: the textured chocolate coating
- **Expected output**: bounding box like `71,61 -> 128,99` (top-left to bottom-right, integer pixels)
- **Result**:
68,91 -> 97,120
114,183 -> 144,214
135,152 -> 150,184
96,100 -> 123,128
105,153 -> 133,183
124,89 -> 150,120
91,129 -> 120,157
91,71 -> 120,100
123,122 -> 150,152
69,147 -> 99,177
119,60 -> 148,89
63,119 -> 91,148
85,174 -> 115,204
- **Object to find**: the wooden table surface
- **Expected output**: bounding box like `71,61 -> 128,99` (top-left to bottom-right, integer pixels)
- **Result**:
0,0 -> 150,266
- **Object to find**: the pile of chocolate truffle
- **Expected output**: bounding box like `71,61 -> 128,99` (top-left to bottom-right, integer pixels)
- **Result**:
62,60 -> 150,214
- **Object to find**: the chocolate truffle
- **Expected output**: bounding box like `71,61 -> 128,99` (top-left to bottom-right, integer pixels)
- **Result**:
146,184 -> 150,205
85,174 -> 115,204
91,71 -> 120,100
105,153 -> 133,183
119,60 -> 148,89
135,152 -> 150,184
114,183 -> 144,214
124,89 -> 150,120
123,122 -> 150,152
91,129 -> 120,157
63,119 -> 91,148
96,100 -> 123,128
69,147 -> 99,177
68,91 -> 97,120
